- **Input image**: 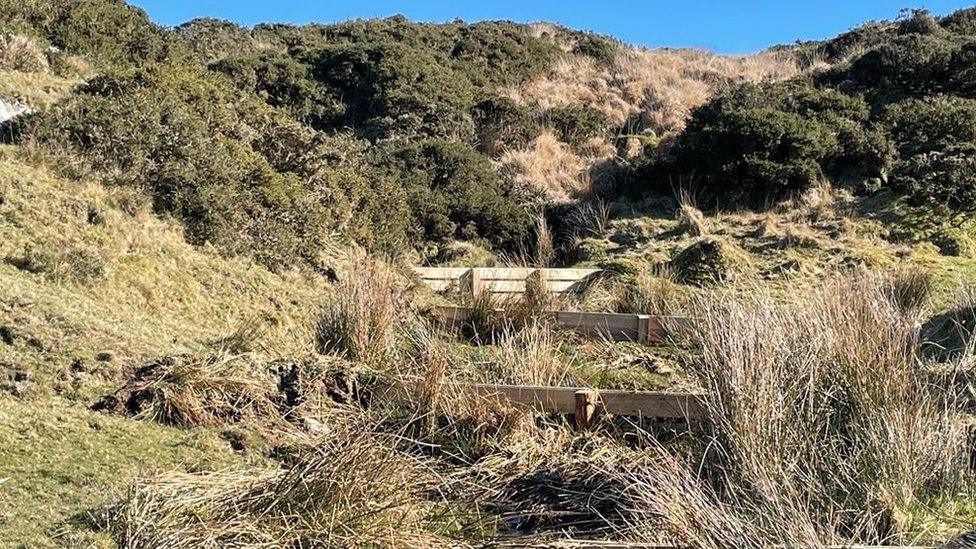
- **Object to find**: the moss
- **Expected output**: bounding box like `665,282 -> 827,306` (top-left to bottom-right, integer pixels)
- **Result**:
670,237 -> 751,286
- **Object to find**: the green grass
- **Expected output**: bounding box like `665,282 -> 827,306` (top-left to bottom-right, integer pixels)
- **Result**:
0,395 -> 245,547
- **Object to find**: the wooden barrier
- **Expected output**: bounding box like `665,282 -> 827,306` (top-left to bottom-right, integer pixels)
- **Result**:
434,306 -> 693,343
468,383 -> 706,421
414,267 -> 601,297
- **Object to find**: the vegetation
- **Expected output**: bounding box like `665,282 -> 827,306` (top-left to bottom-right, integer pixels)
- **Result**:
634,8 -> 976,246
5,1 -> 976,547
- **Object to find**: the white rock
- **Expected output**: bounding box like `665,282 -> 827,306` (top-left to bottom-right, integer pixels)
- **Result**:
0,94 -> 34,124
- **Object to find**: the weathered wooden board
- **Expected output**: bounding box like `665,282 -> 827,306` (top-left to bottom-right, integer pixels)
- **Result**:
414,267 -> 601,296
433,306 -> 693,343
468,383 -> 706,420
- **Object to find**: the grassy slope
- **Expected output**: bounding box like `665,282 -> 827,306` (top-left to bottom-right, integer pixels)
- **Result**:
0,144 -> 330,546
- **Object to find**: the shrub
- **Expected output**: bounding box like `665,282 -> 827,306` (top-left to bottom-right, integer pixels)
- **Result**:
308,41 -> 476,140
24,62 -> 364,268
471,96 -> 540,156
571,34 -> 618,66
883,95 -> 976,154
174,17 -> 257,63
540,104 -> 610,148
211,51 -> 338,128
847,34 -> 957,95
893,143 -> 976,212
374,139 -> 532,250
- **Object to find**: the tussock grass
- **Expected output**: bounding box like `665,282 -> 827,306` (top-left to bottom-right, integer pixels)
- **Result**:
481,321 -> 572,386
626,273 -> 970,546
315,254 -> 411,369
111,419 -> 455,548
94,351 -> 280,428
0,34 -> 47,73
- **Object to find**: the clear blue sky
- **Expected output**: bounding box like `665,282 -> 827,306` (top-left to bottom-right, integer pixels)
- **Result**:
129,0 -> 975,54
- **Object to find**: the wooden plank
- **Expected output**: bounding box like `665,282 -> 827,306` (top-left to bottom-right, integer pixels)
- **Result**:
468,384 -> 706,420
414,267 -> 601,296
434,307 -> 683,343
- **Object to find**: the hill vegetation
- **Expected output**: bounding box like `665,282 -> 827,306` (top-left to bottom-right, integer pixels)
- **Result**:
4,1 -> 976,547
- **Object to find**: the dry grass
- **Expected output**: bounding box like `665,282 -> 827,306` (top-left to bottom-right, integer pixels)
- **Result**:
94,351 -> 281,427
315,254 -> 411,369
0,35 -> 48,73
498,131 -> 590,204
482,321 -> 571,386
502,47 -> 798,143
630,273 -> 970,546
111,418 -> 455,548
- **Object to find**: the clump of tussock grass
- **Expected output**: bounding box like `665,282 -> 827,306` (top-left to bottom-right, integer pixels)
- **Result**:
0,34 -> 48,73
636,273 -> 969,546
675,191 -> 708,237
93,351 -> 280,428
611,266 -> 688,317
460,430 -> 664,538
111,419 -> 456,548
882,267 -> 932,317
315,255 -> 413,369
482,321 -> 572,386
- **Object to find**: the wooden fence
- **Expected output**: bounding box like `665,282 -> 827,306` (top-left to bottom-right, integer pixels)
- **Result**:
434,306 -> 693,343
468,383 -> 705,428
414,267 -> 601,297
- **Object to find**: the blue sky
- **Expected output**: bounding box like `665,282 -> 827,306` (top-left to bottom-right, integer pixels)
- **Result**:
129,1 -> 974,53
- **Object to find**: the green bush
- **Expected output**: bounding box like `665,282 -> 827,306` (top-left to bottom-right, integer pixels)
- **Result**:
24,62 -> 366,268
540,104 -> 609,148
471,97 -> 540,156
308,41 -> 476,140
883,95 -> 976,154
893,143 -> 976,212
571,34 -> 618,66
846,34 -> 957,95
211,52 -> 338,127
372,140 -> 532,249
175,18 -> 257,63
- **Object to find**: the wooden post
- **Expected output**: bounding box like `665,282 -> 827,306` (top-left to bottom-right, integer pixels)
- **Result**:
470,268 -> 483,297
574,389 -> 600,430
636,314 -> 651,343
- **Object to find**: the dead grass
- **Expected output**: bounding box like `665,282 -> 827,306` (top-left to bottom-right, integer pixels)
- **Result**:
93,351 -> 280,428
637,273 -> 971,546
498,131 -> 590,204
0,35 -> 48,73
315,254 -> 412,369
111,418 -> 456,548
502,47 -> 798,143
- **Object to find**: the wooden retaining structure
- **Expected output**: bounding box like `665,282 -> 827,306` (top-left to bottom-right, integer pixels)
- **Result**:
435,305 -> 692,343
414,267 -> 601,297
468,383 -> 706,428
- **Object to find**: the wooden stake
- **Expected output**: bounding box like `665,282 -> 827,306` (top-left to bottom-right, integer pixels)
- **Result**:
574,389 -> 600,430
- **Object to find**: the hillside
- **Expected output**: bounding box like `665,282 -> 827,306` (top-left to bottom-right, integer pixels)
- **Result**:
3,1 -> 976,547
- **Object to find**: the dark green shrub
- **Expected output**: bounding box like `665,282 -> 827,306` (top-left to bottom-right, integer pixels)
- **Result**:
308,41 -> 476,140
893,143 -> 976,212
847,34 -> 957,95
896,9 -> 945,36
175,18 -> 257,63
940,7 -> 976,36
471,97 -> 540,156
883,95 -> 976,154
540,105 -> 609,147
211,52 -> 339,127
373,140 -> 532,249
571,34 -> 618,65
24,62 -> 365,268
